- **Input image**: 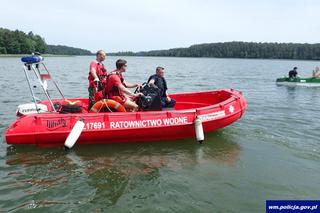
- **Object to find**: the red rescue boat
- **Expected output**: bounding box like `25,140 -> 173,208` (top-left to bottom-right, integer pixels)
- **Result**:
5,56 -> 247,146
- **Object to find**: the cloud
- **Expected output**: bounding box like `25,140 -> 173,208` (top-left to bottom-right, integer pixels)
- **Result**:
1,0 -> 319,52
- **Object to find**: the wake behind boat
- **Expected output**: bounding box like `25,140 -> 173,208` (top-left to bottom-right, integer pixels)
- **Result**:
5,55 -> 247,146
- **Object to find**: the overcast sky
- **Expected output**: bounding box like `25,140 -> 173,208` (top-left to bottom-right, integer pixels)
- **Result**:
1,0 -> 320,52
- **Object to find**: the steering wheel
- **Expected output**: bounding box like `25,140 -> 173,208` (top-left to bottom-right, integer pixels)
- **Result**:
134,82 -> 147,94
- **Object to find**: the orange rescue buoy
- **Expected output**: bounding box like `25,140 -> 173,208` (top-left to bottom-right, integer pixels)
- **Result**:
90,99 -> 126,113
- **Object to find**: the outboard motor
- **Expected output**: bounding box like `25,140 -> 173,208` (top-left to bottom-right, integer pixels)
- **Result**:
137,84 -> 162,111
16,103 -> 48,117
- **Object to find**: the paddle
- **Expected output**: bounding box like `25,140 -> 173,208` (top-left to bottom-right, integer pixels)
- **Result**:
64,118 -> 85,150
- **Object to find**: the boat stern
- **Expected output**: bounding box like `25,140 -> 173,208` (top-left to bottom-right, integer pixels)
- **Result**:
5,116 -> 37,145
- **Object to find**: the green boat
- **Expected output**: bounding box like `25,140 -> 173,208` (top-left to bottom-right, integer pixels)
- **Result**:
276,77 -> 320,87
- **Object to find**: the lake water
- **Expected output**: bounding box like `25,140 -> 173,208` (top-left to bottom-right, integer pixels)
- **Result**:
0,56 -> 319,212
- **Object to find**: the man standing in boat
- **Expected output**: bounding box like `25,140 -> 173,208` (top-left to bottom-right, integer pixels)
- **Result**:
148,67 -> 176,108
88,50 -> 107,110
288,67 -> 298,78
105,59 -> 142,111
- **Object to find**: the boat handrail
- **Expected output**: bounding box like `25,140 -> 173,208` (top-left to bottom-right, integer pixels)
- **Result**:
21,54 -> 65,113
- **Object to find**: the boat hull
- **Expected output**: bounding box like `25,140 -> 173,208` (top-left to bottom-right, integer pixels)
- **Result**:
5,89 -> 247,146
276,77 -> 320,87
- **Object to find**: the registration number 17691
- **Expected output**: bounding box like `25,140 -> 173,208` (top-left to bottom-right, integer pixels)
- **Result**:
83,122 -> 106,130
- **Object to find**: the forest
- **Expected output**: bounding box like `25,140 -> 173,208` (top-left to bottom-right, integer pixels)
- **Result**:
0,28 -> 92,55
2,27 -> 320,60
110,42 -> 320,60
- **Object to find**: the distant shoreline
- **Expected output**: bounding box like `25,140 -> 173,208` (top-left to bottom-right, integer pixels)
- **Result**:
0,28 -> 93,56
107,54 -> 320,62
109,41 -> 320,61
2,54 -> 320,62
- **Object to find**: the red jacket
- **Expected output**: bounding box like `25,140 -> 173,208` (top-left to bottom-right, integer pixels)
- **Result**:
88,60 -> 107,88
105,70 -> 126,100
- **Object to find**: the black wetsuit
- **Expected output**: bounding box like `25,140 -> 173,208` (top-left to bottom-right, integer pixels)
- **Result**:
289,70 -> 298,78
148,74 -> 176,108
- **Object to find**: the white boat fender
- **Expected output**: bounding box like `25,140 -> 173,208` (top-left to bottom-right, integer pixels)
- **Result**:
64,118 -> 85,150
194,116 -> 204,143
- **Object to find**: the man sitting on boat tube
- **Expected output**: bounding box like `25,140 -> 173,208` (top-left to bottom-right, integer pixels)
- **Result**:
148,67 -> 176,108
312,66 -> 320,78
105,59 -> 143,111
88,50 -> 107,110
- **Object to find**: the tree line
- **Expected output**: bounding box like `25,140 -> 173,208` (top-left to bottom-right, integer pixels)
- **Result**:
110,42 -> 320,60
46,45 -> 92,55
0,28 -> 92,55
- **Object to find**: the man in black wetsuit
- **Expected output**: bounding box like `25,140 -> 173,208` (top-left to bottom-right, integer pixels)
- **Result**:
288,67 -> 298,78
147,67 -> 176,108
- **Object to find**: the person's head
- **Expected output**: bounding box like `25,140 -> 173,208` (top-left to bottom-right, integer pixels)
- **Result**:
116,59 -> 127,72
156,66 -> 165,78
96,50 -> 106,62
293,67 -> 298,70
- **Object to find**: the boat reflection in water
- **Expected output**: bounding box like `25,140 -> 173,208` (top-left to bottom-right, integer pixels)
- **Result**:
4,131 -> 240,210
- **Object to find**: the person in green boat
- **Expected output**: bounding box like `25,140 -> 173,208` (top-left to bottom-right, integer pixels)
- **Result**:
312,66 -> 320,78
288,67 -> 298,78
